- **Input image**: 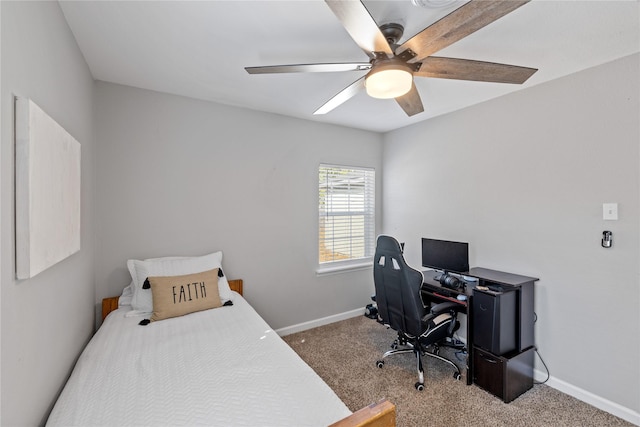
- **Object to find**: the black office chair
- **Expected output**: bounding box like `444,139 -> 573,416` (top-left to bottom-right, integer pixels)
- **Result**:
373,235 -> 463,390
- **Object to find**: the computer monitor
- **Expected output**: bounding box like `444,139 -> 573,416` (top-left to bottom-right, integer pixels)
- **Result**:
421,238 -> 469,275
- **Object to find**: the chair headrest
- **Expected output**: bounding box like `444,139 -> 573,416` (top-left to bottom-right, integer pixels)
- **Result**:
376,235 -> 403,254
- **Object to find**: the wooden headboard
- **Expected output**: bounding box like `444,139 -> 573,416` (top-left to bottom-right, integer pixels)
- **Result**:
101,279 -> 244,322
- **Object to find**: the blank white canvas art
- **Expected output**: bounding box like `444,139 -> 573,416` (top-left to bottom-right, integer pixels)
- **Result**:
15,97 -> 81,279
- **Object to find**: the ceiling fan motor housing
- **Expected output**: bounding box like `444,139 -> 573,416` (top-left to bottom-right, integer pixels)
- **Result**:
379,23 -> 405,47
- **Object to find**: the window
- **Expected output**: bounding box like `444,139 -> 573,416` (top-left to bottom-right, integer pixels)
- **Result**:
318,164 -> 375,271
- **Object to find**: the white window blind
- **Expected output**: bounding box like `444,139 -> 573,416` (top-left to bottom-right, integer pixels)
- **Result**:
318,164 -> 375,267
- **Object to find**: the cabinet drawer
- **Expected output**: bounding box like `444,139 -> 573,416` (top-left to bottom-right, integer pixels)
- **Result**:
473,347 -> 505,399
473,346 -> 535,403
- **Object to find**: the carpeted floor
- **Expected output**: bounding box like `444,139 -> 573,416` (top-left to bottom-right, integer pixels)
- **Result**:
282,315 -> 633,427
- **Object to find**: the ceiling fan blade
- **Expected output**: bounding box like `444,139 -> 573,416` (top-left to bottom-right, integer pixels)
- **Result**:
415,56 -> 537,84
398,0 -> 530,62
395,82 -> 424,117
325,0 -> 393,59
245,63 -> 371,74
314,77 -> 365,115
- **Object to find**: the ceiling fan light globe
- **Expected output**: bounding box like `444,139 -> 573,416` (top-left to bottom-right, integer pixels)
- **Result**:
365,68 -> 413,99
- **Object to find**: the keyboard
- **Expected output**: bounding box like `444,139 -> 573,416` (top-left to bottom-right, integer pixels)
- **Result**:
421,282 -> 459,299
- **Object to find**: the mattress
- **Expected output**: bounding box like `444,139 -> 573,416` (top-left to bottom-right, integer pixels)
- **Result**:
47,292 -> 352,426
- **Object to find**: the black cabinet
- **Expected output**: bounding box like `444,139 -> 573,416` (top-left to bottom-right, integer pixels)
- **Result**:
473,346 -> 535,403
467,267 -> 537,403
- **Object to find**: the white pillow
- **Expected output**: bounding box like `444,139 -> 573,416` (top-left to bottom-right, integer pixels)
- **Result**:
127,251 -> 232,315
118,281 -> 134,307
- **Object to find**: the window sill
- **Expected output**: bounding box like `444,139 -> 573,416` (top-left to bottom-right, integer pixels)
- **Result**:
316,260 -> 373,276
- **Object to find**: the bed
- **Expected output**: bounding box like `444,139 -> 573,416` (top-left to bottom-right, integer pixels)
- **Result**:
47,251 -> 394,427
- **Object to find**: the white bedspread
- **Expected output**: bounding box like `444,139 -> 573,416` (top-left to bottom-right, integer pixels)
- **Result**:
47,292 -> 351,426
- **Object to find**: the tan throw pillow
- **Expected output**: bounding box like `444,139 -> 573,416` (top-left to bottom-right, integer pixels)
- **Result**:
148,268 -> 222,322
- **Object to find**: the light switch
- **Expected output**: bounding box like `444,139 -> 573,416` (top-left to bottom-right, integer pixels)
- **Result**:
603,203 -> 618,220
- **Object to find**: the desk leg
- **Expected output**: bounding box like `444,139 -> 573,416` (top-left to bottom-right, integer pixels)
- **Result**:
466,299 -> 473,385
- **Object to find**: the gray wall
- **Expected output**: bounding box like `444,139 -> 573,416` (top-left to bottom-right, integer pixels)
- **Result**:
94,82 -> 383,330
382,54 -> 639,415
1,2 -> 637,424
0,2 -> 95,426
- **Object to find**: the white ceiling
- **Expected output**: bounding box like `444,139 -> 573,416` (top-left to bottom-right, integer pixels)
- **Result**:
59,0 -> 640,133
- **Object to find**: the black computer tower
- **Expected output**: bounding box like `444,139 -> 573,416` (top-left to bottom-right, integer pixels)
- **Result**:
472,289 -> 517,356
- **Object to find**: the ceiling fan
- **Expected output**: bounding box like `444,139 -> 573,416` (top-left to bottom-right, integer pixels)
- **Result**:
245,0 -> 538,117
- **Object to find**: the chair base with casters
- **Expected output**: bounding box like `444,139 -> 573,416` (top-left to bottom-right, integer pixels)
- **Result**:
376,330 -> 463,391
375,301 -> 465,391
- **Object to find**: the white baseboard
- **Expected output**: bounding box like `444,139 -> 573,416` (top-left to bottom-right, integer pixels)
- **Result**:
534,369 -> 640,426
275,308 -> 364,337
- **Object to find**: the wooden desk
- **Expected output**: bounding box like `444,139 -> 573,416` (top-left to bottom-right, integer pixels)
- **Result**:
421,267 -> 538,399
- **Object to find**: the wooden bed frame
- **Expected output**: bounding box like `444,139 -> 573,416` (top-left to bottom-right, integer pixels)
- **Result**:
101,279 -> 395,427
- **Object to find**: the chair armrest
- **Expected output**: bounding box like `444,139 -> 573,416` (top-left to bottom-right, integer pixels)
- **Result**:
422,301 -> 464,336
430,301 -> 463,315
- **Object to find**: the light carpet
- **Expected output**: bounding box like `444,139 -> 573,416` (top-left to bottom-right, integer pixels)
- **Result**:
283,315 -> 633,427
